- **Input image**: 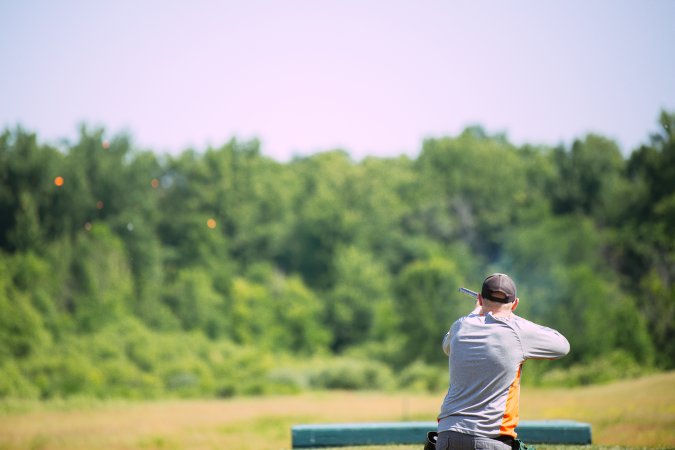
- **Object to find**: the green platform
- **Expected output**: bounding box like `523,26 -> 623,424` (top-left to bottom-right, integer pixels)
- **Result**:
291,420 -> 592,448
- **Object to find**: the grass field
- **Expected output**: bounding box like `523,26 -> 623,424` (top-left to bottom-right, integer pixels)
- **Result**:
0,372 -> 673,450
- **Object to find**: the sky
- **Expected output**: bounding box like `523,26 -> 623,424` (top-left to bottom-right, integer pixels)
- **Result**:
1,0 -> 674,161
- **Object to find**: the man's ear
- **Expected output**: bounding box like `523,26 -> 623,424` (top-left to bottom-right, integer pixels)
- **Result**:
511,298 -> 519,312
477,294 -> 484,306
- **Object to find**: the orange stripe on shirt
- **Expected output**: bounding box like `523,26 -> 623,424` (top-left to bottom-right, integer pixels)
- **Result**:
499,364 -> 522,438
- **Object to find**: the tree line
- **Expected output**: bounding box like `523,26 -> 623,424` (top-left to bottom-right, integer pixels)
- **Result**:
0,111 -> 673,399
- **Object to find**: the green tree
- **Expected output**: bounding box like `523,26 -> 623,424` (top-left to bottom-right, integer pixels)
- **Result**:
0,128 -> 64,252
550,134 -> 629,224
0,253 -> 49,361
267,273 -> 331,354
278,151 -> 356,289
226,271 -> 329,354
395,257 -> 464,366
547,265 -> 653,369
67,224 -> 134,332
162,268 -> 226,338
326,246 -> 394,352
415,128 -> 531,259
620,111 -> 675,367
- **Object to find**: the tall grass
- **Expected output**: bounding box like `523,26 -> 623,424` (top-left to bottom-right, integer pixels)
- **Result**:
0,372 -> 673,450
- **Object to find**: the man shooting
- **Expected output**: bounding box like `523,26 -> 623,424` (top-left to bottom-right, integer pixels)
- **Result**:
435,273 -> 570,450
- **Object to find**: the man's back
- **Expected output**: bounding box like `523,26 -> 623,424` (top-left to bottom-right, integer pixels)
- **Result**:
438,312 -> 569,439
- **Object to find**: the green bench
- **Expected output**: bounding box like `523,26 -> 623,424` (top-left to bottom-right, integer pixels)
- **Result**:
291,421 -> 592,448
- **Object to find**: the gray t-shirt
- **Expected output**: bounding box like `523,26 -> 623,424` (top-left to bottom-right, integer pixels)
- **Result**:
438,312 -> 569,438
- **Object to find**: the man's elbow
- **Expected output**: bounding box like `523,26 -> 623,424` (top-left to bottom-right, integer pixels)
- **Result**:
557,337 -> 571,358
442,333 -> 451,355
442,341 -> 451,356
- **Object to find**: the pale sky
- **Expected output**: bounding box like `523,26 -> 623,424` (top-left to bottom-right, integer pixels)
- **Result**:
1,0 -> 674,161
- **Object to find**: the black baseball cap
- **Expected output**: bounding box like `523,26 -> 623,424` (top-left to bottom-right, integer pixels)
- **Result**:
481,273 -> 516,303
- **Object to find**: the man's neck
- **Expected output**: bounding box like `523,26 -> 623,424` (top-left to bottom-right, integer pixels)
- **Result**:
481,307 -> 513,318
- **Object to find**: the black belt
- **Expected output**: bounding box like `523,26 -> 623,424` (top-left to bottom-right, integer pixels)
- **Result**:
493,435 -> 514,447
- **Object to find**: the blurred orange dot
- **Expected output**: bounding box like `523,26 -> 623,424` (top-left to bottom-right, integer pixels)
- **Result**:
207,218 -> 217,229
151,178 -> 159,188
54,176 -> 64,187
102,140 -> 110,149
96,201 -> 104,209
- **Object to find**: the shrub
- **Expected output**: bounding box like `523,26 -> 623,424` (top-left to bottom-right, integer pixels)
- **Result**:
207,341 -> 275,397
263,368 -> 306,394
20,350 -> 104,399
536,350 -> 650,387
398,361 -> 447,392
96,359 -> 163,399
0,360 -> 39,399
307,357 -> 395,390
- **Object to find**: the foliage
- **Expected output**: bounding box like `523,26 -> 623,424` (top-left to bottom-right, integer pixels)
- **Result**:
0,112 -> 673,399
397,360 -> 448,392
534,350 -> 650,387
395,257 -> 465,365
306,357 -> 396,391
